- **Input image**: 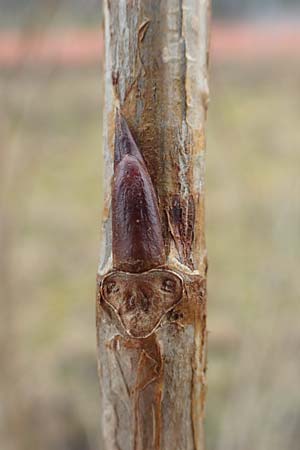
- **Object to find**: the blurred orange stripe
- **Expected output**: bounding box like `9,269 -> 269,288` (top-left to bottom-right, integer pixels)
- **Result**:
0,22 -> 299,67
212,21 -> 300,62
0,30 -> 104,67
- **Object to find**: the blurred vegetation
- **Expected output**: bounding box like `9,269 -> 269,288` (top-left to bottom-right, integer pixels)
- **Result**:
0,0 -> 299,28
214,0 -> 300,19
206,62 -> 300,450
1,58 -> 300,450
0,66 -> 103,450
0,0 -> 102,29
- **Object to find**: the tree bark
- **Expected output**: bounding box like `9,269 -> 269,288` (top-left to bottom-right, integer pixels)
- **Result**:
97,1 -> 211,450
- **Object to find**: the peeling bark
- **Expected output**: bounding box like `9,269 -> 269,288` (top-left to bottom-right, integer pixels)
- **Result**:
97,1 -> 210,449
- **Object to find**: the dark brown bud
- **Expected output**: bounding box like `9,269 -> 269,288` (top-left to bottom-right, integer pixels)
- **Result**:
112,112 -> 165,273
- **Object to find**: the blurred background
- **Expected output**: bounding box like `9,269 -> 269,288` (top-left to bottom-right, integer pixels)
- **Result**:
0,1 -> 299,450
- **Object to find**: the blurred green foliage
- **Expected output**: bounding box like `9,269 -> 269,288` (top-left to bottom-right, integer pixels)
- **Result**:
0,57 -> 300,450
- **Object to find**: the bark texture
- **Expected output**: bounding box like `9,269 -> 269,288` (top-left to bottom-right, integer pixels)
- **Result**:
97,1 -> 210,449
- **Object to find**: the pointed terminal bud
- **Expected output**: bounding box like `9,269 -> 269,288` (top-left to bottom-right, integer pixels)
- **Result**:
114,109 -> 145,168
112,112 -> 165,273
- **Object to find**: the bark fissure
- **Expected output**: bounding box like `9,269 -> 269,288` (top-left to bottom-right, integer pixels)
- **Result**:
97,1 -> 210,449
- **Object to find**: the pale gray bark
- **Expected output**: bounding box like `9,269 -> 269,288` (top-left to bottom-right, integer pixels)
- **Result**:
97,2 -> 210,449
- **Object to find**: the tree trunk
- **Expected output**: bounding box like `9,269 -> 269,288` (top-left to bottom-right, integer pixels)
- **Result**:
96,1 -> 211,450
